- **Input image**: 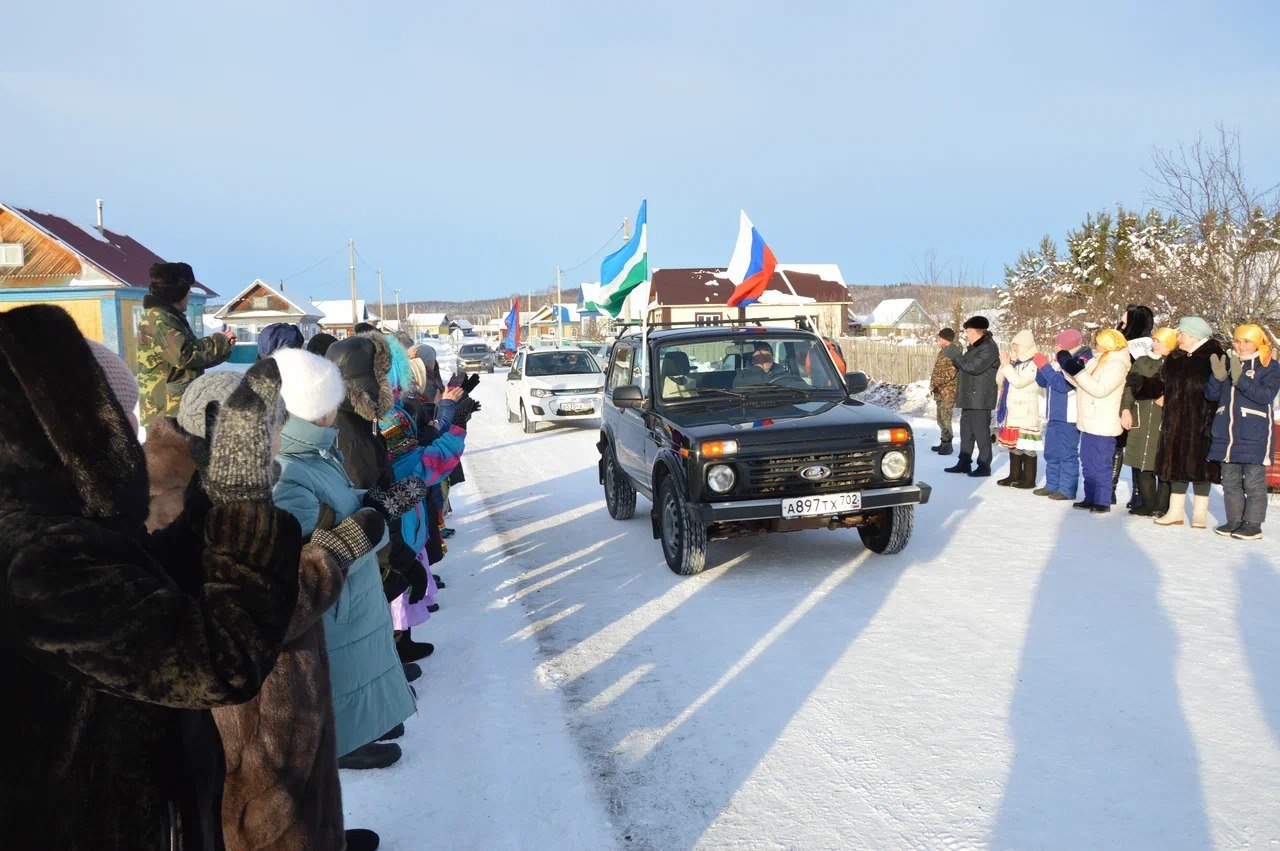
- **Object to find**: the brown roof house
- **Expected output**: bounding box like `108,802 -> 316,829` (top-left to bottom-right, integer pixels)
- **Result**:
0,200 -> 217,368
212,279 -> 324,343
641,264 -> 851,337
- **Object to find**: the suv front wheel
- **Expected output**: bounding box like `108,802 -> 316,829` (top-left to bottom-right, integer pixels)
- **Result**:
603,445 -> 637,520
857,505 -> 914,554
658,475 -> 707,575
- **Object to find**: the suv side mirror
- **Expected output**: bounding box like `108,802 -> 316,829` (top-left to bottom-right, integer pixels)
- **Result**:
507,369 -> 521,380
612,384 -> 644,409
845,371 -> 869,395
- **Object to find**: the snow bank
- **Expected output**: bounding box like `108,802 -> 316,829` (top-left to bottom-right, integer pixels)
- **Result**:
859,379 -> 934,417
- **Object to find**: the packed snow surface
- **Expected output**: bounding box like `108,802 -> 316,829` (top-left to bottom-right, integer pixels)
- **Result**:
342,375 -> 1280,850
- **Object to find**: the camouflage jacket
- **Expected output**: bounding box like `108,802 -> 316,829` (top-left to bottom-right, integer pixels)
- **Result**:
136,302 -> 233,427
929,345 -> 959,403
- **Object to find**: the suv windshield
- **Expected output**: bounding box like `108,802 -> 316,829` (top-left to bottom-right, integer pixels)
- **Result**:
525,351 -> 601,376
656,336 -> 843,401
460,344 -> 489,355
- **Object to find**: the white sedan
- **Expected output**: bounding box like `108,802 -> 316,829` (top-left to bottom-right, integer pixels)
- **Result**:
505,347 -> 605,433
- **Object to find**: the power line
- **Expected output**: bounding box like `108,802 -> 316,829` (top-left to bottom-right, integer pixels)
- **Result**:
559,222 -> 626,275
281,246 -> 346,281
352,244 -> 380,275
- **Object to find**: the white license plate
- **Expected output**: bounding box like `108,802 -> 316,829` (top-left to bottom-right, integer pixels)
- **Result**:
781,491 -> 862,518
560,402 -> 593,413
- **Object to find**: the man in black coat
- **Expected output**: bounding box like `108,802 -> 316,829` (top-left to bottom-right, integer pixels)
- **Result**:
0,306 -> 314,850
944,315 -> 1000,477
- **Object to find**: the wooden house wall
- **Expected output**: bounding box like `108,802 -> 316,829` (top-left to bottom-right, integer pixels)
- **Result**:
0,210 -> 84,287
226,283 -> 293,315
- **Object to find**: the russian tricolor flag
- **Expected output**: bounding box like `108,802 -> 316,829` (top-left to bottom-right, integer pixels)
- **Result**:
725,210 -> 777,307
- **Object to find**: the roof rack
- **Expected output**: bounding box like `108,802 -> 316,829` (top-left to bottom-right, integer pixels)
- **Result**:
613,315 -> 817,332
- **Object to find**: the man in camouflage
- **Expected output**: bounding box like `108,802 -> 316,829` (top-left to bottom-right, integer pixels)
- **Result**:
136,261 -> 236,428
930,327 -> 960,455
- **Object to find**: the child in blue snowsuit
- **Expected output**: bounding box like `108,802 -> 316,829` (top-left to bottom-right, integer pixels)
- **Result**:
1034,328 -> 1092,500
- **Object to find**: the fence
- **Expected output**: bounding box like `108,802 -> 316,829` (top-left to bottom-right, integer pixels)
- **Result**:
836,337 -> 940,385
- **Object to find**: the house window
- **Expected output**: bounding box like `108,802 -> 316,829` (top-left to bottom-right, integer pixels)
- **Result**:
694,313 -> 723,327
252,296 -> 269,309
0,243 -> 24,267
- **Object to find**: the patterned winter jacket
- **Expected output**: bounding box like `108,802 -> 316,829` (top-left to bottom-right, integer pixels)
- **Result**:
930,344 -> 960,403
136,298 -> 234,427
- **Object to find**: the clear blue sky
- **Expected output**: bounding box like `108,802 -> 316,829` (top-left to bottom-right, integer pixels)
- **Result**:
4,2 -> 1278,303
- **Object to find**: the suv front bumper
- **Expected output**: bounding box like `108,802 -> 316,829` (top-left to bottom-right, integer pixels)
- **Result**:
695,481 -> 931,523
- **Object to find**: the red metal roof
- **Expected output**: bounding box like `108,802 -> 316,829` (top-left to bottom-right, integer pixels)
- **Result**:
9,205 -> 216,296
651,267 -> 847,304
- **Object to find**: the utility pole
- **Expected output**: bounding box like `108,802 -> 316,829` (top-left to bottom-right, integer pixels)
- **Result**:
623,216 -> 630,241
556,266 -> 563,346
527,288 -> 532,345
394,288 -> 402,326
378,269 -> 385,332
348,240 -> 357,337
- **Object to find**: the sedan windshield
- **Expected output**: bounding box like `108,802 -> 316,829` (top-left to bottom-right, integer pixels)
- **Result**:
656,336 -> 843,401
525,351 -> 601,376
460,345 -> 489,355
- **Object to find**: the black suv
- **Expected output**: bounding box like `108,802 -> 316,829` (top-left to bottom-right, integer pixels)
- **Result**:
598,325 -> 931,575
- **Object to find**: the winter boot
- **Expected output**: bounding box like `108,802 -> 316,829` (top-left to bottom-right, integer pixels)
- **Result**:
1013,455 -> 1038,489
1155,492 -> 1187,526
403,662 -> 422,683
1126,468 -> 1143,512
968,463 -> 992,478
397,636 -> 435,663
1072,499 -> 1096,510
1190,494 -> 1210,529
996,454 -> 1022,487
934,442 -> 953,456
345,829 -> 381,851
1214,522 -> 1241,537
338,742 -> 402,770
378,723 -> 405,742
944,454 -> 972,474
1047,492 -> 1072,501
1090,504 -> 1111,514
1131,472 -> 1156,516
433,574 -> 445,589
1231,523 -> 1263,541
1033,486 -> 1053,496
1110,448 -> 1125,505
427,603 -> 441,613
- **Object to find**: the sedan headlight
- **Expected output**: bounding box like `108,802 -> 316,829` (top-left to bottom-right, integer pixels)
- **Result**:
880,450 -> 909,480
530,388 -> 553,398
707,464 -> 736,493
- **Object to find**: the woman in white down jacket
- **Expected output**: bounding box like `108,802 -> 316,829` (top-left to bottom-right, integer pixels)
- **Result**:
995,329 -> 1044,489
1065,328 -> 1132,513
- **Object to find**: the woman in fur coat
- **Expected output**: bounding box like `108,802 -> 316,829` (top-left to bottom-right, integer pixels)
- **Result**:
0,306 -> 304,851
995,329 -> 1044,489
1141,317 -> 1226,528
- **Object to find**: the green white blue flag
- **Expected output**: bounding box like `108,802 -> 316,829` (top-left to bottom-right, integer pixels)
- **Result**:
597,200 -> 648,318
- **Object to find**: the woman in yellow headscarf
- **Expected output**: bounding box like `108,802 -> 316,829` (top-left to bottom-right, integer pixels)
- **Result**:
1204,323 -> 1280,539
1063,329 -> 1131,512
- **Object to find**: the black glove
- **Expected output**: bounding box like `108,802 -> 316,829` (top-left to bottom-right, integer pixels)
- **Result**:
203,358 -> 286,504
310,508 -> 385,570
406,558 -> 429,604
1055,349 -> 1074,369
461,372 -> 481,393
364,478 -> 429,522
452,395 -> 481,428
1062,356 -> 1086,376
382,568 -> 410,603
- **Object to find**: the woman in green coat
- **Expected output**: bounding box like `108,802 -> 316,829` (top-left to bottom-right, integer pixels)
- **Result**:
1121,327 -> 1178,516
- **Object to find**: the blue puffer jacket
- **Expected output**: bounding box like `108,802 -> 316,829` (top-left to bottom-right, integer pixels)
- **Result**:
272,415 -> 415,756
1036,346 -> 1093,423
1205,355 -> 1280,465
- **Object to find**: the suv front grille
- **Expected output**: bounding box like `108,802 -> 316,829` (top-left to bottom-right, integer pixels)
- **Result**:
743,450 -> 878,497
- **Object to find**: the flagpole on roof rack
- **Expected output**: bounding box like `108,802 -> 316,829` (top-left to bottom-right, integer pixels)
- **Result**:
776,268 -> 818,334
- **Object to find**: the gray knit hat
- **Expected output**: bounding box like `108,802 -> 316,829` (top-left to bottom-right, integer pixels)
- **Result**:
178,371 -> 245,438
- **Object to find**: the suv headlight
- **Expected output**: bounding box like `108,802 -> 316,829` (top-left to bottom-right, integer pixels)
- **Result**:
880,450 -> 909,480
530,388 -> 553,398
707,464 -> 736,493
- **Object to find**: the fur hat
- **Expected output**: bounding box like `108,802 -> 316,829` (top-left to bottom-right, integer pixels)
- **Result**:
1122,304 -> 1154,341
1011,329 -> 1036,356
306,332 -> 337,357
326,334 -> 393,422
257,323 -> 303,357
394,329 -> 415,349
937,328 -> 956,342
962,315 -> 989,331
272,348 -> 346,422
1055,328 -> 1083,351
86,340 -> 140,433
1176,316 -> 1214,341
1152,327 -> 1179,352
177,372 -> 245,439
148,262 -> 195,305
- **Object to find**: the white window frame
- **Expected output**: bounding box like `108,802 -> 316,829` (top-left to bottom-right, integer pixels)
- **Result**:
0,243 -> 24,267
251,296 -> 269,309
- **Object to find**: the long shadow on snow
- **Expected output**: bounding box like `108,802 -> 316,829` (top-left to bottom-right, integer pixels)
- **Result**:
1237,562 -> 1280,747
990,505 -> 1210,849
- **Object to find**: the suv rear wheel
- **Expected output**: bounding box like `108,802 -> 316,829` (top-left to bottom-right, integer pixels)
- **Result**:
858,505 -> 914,554
658,475 -> 707,575
603,445 -> 636,520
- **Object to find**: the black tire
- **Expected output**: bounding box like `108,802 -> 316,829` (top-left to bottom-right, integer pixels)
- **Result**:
521,402 -> 537,434
658,475 -> 708,575
603,445 -> 637,520
857,505 -> 914,554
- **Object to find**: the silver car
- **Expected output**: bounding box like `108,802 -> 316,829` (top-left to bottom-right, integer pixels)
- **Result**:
458,341 -> 496,373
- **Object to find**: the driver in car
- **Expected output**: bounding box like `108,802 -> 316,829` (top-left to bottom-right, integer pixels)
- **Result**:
733,342 -> 792,387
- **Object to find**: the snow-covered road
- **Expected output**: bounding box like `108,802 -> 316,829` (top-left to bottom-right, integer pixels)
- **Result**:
343,374 -> 1280,850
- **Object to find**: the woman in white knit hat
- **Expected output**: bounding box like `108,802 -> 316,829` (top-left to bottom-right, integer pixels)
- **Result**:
995,329 -> 1044,489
